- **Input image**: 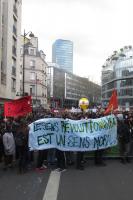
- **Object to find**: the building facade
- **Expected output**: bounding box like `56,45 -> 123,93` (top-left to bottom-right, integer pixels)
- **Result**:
47,65 -> 101,108
0,0 -> 22,103
20,36 -> 48,109
52,39 -> 73,73
0,0 -> 2,79
65,73 -> 100,107
102,46 -> 133,110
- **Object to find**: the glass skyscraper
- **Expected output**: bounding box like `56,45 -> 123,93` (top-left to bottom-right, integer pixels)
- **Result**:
101,46 -> 133,110
52,39 -> 73,73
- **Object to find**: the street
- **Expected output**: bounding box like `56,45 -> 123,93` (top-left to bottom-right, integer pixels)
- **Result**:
1,1 -> 133,200
0,160 -> 133,200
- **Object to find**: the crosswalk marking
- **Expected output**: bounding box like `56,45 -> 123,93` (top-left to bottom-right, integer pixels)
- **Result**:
43,171 -> 61,200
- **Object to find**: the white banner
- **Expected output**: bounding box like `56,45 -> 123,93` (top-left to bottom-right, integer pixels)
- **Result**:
29,115 -> 117,151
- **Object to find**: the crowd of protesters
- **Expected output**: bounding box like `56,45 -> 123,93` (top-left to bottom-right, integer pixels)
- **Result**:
0,109 -> 133,174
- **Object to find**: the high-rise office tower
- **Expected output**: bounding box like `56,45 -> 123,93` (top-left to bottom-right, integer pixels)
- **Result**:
52,39 -> 73,73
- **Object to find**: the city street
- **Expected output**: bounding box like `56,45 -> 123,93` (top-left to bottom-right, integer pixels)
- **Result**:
1,0 -> 133,200
0,160 -> 133,200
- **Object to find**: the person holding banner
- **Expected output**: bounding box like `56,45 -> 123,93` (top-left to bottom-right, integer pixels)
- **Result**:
36,150 -> 48,171
76,113 -> 85,170
76,152 -> 84,170
55,110 -> 67,172
55,149 -> 66,172
94,149 -> 106,166
94,113 -> 107,167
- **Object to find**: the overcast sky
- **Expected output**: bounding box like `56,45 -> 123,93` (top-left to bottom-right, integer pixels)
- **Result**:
22,0 -> 133,84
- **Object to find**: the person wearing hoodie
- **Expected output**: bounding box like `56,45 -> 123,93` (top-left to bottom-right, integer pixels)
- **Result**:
3,124 -> 15,170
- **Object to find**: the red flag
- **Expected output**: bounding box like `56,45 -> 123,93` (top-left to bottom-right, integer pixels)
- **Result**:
4,96 -> 32,117
104,89 -> 118,115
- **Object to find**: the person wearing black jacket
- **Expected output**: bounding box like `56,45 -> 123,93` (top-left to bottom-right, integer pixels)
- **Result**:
76,114 -> 85,170
0,122 -> 5,163
127,116 -> 133,157
0,132 -> 4,163
117,115 -> 131,164
15,122 -> 29,173
12,118 -> 20,160
94,113 -> 106,167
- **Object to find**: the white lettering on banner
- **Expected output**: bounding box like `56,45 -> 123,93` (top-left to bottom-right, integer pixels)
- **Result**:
29,115 -> 117,151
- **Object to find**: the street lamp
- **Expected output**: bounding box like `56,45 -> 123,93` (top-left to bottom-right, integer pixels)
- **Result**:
22,29 -> 34,96
35,73 -> 38,108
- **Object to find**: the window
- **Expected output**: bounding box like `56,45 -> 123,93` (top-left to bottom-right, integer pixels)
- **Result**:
12,37 -> 17,46
2,15 -> 4,25
30,85 -> 35,96
11,78 -> 16,91
2,38 -> 4,48
1,62 -> 3,71
20,47 -> 23,55
12,58 -> 16,67
30,72 -> 35,80
30,60 -> 35,68
30,48 -> 35,55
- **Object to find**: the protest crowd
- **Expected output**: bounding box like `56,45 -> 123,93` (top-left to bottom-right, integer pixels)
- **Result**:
0,107 -> 133,174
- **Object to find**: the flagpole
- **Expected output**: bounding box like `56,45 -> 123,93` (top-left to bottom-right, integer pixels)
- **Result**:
4,116 -> 7,129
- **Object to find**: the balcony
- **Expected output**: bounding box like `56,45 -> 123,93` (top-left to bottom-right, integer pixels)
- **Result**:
12,45 -> 17,57
31,93 -> 35,97
30,65 -> 35,69
13,25 -> 17,36
12,66 -> 16,76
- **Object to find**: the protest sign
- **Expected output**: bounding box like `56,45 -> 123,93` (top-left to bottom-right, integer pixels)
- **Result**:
29,115 -> 117,151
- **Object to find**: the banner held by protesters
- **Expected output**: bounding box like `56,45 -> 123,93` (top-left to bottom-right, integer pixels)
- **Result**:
29,115 -> 117,151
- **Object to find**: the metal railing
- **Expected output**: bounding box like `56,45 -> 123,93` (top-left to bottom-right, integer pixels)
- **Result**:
13,5 -> 17,17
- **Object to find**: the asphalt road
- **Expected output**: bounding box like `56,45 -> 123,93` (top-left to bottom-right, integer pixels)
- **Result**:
58,160 -> 133,200
0,160 -> 133,200
0,165 -> 50,200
